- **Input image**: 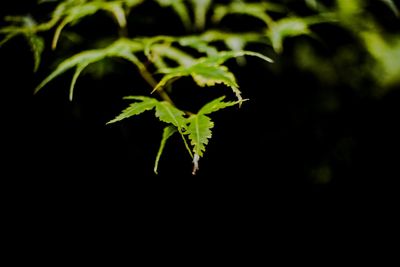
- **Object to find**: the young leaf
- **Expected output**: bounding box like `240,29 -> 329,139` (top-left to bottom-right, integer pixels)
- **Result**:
107,96 -> 158,124
154,125 -> 177,175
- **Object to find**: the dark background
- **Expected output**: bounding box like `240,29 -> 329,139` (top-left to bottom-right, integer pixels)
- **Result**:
1,0 -> 400,208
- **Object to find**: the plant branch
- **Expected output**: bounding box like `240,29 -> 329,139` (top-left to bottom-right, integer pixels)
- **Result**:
137,63 -> 174,105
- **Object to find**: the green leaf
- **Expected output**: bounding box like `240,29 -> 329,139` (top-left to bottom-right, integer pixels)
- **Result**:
155,101 -> 187,129
157,0 -> 191,30
69,63 -> 88,101
154,126 -> 177,175
35,39 -> 144,94
190,0 -> 212,30
125,0 -> 145,8
35,50 -> 105,93
105,3 -> 127,28
191,64 -> 238,87
198,96 -> 242,115
267,17 -> 311,53
107,96 -> 158,124
50,0 -> 139,49
178,36 -> 218,56
27,34 -> 44,72
380,0 -> 399,17
187,114 -> 213,157
197,50 -> 273,65
0,15 -> 45,71
213,2 -> 283,26
0,32 -> 18,47
150,44 -> 195,67
52,3 -> 100,49
154,51 -> 272,101
154,101 -> 193,159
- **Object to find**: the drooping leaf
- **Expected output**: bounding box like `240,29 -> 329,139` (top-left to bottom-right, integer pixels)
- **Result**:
0,15 -> 45,71
27,34 -> 45,72
69,63 -> 88,101
154,101 -> 193,158
213,2 -> 283,26
178,36 -> 218,56
150,43 -> 195,67
380,0 -> 399,17
0,32 -> 18,47
156,0 -> 191,30
305,0 -> 328,12
190,0 -> 212,30
154,125 -> 177,174
52,3 -> 101,49
125,0 -> 145,8
50,0 -> 142,49
107,96 -> 158,124
187,114 -> 214,174
267,17 -> 311,53
336,0 -> 364,15
35,38 -> 144,94
154,50 -> 272,101
197,50 -> 273,65
362,32 -> 400,87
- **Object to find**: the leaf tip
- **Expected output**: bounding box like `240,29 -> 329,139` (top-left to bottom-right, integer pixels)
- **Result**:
192,153 -> 200,175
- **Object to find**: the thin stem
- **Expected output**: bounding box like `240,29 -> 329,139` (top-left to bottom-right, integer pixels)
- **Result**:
137,64 -> 174,105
